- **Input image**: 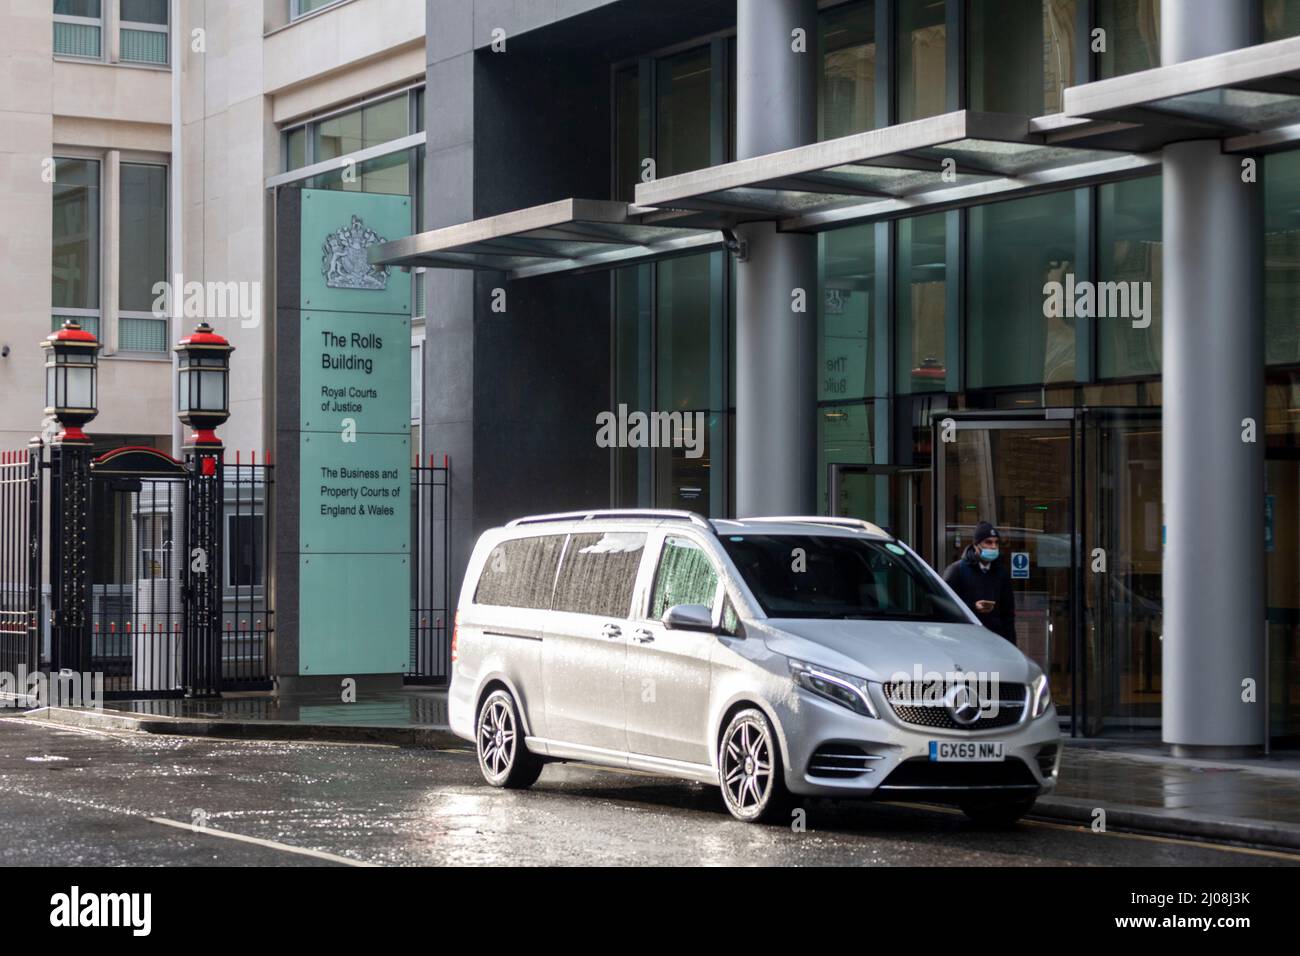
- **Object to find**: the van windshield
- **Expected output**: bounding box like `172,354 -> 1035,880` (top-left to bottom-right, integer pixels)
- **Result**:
719,534 -> 969,622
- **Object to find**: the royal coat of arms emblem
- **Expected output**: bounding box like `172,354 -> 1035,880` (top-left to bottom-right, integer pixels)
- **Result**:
322,215 -> 390,290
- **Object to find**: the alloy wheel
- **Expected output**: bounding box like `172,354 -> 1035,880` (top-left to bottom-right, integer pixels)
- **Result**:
478,697 -> 516,781
721,715 -> 774,816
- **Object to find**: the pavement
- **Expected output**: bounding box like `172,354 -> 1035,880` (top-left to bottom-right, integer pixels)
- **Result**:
13,687 -> 1300,853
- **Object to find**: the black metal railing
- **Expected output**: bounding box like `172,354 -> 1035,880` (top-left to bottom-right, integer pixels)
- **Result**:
410,455 -> 451,684
0,448 -> 40,681
222,453 -> 273,689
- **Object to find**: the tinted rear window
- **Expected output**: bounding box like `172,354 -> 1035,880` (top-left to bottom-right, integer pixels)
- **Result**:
473,534 -> 565,609
553,532 -> 646,618
719,534 -> 968,622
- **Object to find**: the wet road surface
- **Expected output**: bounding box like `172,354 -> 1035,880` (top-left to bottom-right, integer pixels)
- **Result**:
1,717 -> 1296,867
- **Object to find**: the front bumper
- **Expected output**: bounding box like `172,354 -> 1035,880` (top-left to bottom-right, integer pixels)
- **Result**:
777,688 -> 1062,801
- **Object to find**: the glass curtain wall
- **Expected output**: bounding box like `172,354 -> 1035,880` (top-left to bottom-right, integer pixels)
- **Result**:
969,0 -> 1077,115
1265,150 -> 1300,742
967,190 -> 1083,390
1096,0 -> 1160,78
819,1 -> 876,139
613,42 -> 732,517
896,0 -> 948,122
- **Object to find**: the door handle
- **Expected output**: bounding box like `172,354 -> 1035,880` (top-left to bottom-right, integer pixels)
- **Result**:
601,623 -> 622,639
631,629 -> 655,644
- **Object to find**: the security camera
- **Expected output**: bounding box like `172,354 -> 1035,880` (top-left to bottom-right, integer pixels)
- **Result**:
0,345 -> 9,358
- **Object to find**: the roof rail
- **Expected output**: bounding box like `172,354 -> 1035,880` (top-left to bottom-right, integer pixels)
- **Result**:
507,509 -> 717,534
750,516 -> 892,536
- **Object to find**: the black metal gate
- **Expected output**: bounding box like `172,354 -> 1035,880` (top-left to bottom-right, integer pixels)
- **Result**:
88,448 -> 192,698
409,455 -> 451,684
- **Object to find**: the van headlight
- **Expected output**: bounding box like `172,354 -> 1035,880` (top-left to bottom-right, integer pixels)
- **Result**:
1031,673 -> 1052,718
788,659 -> 878,719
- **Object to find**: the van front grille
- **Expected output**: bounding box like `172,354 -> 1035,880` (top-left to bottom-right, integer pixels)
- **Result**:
881,681 -> 1027,731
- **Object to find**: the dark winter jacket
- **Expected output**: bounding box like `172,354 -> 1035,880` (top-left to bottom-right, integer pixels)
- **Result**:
942,545 -> 1017,644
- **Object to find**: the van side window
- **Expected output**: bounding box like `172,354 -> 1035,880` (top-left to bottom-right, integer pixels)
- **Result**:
552,532 -> 646,618
474,534 -> 565,609
650,536 -> 719,621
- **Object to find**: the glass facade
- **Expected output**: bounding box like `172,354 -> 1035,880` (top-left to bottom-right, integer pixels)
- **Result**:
969,0 -> 1077,115
819,1 -> 876,139
1096,0 -> 1160,79
968,190 -> 1082,389
896,0 -> 948,122
601,2 -> 1300,738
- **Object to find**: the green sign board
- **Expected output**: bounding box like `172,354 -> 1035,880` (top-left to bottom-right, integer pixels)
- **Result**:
299,432 -> 409,554
294,189 -> 413,676
300,312 -> 410,434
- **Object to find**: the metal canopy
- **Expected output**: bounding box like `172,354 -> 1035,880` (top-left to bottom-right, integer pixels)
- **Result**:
1063,34 -> 1300,143
369,198 -> 725,279
634,110 -> 1133,228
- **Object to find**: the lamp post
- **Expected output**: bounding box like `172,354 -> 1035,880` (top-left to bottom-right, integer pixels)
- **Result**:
175,322 -> 232,697
42,319 -> 100,677
42,318 -> 100,444
175,321 -> 233,454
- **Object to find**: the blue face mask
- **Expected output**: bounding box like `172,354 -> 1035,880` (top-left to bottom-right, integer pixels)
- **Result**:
979,547 -> 999,562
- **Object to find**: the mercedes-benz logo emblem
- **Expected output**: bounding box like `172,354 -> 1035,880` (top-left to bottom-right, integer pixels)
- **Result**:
945,684 -> 982,725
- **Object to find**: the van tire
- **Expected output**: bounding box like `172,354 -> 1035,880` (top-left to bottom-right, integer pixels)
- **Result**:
718,708 -> 797,824
959,794 -> 1037,826
476,688 -> 543,789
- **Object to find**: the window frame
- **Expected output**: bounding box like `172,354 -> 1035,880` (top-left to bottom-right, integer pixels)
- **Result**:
118,0 -> 170,68
117,158 -> 169,354
53,1 -> 105,62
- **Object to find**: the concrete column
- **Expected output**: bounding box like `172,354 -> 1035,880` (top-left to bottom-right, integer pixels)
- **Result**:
734,0 -> 818,517
1161,0 -> 1265,755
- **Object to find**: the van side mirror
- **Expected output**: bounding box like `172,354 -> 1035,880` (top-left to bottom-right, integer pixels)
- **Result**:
662,604 -> 716,633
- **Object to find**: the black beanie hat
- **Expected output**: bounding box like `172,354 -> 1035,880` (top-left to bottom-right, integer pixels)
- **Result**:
973,521 -> 999,545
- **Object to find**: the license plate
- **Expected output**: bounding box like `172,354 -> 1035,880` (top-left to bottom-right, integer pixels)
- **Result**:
929,740 -> 1005,762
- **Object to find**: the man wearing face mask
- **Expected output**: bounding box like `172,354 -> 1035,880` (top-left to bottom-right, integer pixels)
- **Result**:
942,521 -> 1017,644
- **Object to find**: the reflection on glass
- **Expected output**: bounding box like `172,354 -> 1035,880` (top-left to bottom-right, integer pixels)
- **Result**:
52,158 -> 100,311
1098,175 -> 1162,379
817,402 -> 874,513
309,150 -> 410,196
897,0 -> 947,122
656,253 -> 723,516
819,225 -> 875,402
968,190 -> 1081,389
1266,0 -> 1300,39
820,0 -> 875,139
119,163 -> 167,313
1267,151 -> 1300,366
656,46 -> 712,178
615,265 -> 652,507
896,212 -> 947,394
970,0 -> 1076,115
1097,0 -> 1160,79
316,95 -> 408,162
615,67 -> 640,202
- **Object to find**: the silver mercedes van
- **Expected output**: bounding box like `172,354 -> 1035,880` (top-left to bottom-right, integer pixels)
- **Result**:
449,510 -> 1061,824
